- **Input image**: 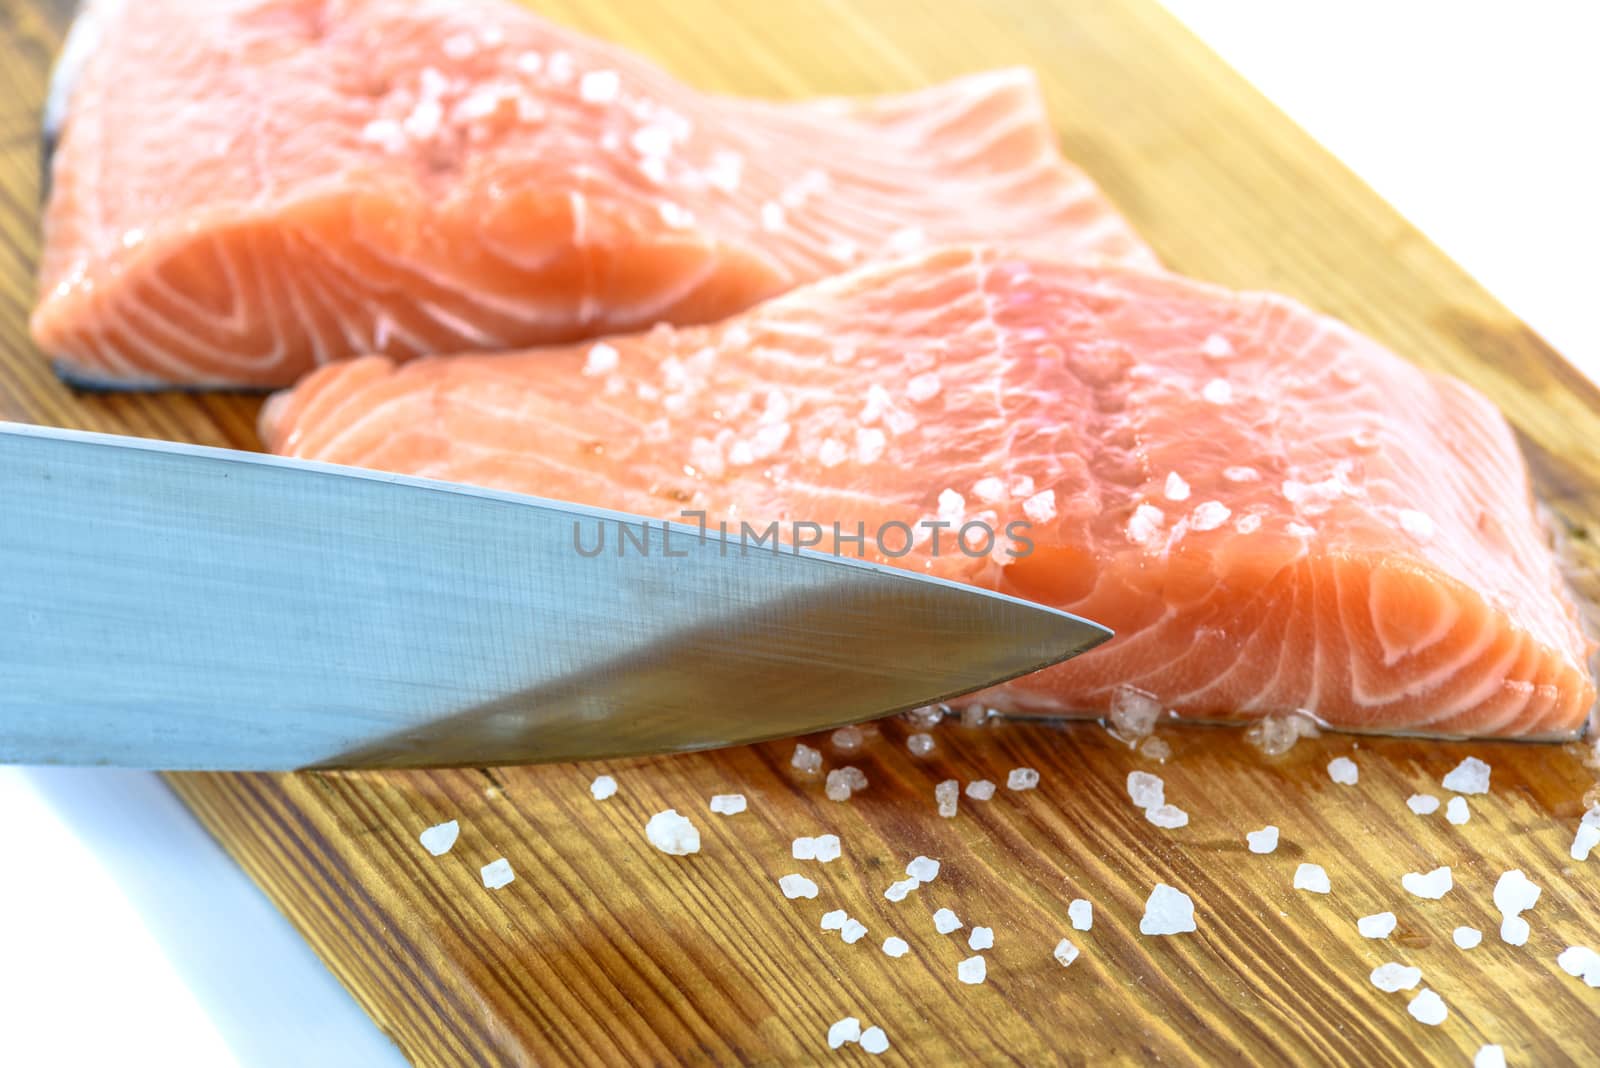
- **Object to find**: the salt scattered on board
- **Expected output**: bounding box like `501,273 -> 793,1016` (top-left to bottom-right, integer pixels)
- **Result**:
936,779 -> 960,818
709,793 -> 747,815
480,858 -> 514,890
957,956 -> 987,985
1357,913 -> 1396,939
813,834 -> 841,863
1109,685 -> 1162,744
645,810 -> 700,855
1445,796 -> 1470,825
1294,863 -> 1331,894
1453,926 -> 1483,949
1401,867 -> 1452,899
933,908 -> 962,934
1571,822 -> 1600,862
1442,756 -> 1491,795
1501,916 -> 1531,946
1247,826 -> 1279,854
906,856 -> 940,883
1406,794 -> 1440,815
1140,884 -> 1196,936
831,726 -> 864,750
1069,899 -> 1093,931
965,780 -> 996,801
827,1017 -> 861,1048
419,820 -> 459,856
906,733 -> 935,756
1054,938 -> 1080,967
779,874 -> 819,900
1007,768 -> 1040,791
1146,804 -> 1190,829
590,775 -> 618,801
1493,870 -> 1541,919
1127,771 -> 1165,810
860,1026 -> 889,1055
792,836 -> 818,861
1556,945 -> 1600,986
821,909 -> 847,931
1327,756 -> 1359,785
968,927 -> 994,951
791,743 -> 822,774
840,918 -> 868,944
1370,962 -> 1421,992
1475,1046 -> 1507,1068
884,878 -> 919,903
1407,988 -> 1448,1026
882,937 -> 909,958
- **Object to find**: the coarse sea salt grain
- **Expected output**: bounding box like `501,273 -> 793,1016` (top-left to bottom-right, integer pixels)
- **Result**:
884,878 -> 919,903
831,726 -> 864,750
825,768 -> 859,802
1358,912 -> 1396,939
973,476 -> 1006,503
578,69 -> 620,103
1127,503 -> 1165,545
791,743 -> 822,774
907,373 -> 942,403
1408,988 -> 1448,1026
582,342 -> 619,376
1244,712 -> 1320,757
883,936 -> 910,958
1501,916 -> 1531,946
841,918 -> 868,944
1454,926 -> 1483,949
907,732 -> 935,756
827,1017 -> 861,1048
1294,863 -> 1331,894
1008,768 -> 1040,791
1069,899 -> 1093,931
709,793 -> 747,815
1140,884 -> 1196,936
821,909 -> 847,931
1407,794 -> 1440,815
1475,1045 -> 1507,1068
1446,796 -> 1470,825
1164,471 -> 1192,501
968,927 -> 994,951
1557,945 -> 1600,986
792,836 -> 818,861
1371,962 -> 1422,992
419,820 -> 460,856
1398,509 -> 1437,543
906,856 -> 940,883
957,956 -> 987,985
1402,867 -> 1452,899
1191,501 -> 1231,531
1054,938 -> 1080,967
1147,804 -> 1190,829
1127,771 -> 1166,810
936,779 -> 960,818
590,775 -> 618,801
779,874 -> 819,900
480,858 -> 515,890
1327,756 -> 1359,785
1201,378 -> 1233,404
1141,736 -> 1173,762
1247,826 -> 1280,854
1573,822 -> 1600,861
813,834 -> 841,863
965,780 -> 996,801
933,908 -> 962,934
1493,869 -> 1541,918
1201,333 -> 1234,358
860,1026 -> 889,1055
1110,685 -> 1162,743
1442,756 -> 1491,795
645,810 -> 700,855
1023,490 -> 1058,523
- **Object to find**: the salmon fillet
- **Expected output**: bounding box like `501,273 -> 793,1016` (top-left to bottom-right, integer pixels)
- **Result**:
262,247 -> 1595,739
33,0 -> 1152,389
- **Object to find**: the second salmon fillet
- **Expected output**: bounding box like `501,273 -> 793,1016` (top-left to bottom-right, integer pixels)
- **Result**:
263,247 -> 1595,739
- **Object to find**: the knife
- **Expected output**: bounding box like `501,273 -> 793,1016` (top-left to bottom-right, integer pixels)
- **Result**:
0,423 -> 1109,770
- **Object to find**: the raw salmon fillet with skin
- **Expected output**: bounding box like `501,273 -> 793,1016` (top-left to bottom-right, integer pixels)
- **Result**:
32,0 -> 1153,389
263,247 -> 1595,739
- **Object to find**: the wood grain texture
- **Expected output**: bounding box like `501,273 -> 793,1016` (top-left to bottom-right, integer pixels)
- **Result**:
3,0 -> 1599,1063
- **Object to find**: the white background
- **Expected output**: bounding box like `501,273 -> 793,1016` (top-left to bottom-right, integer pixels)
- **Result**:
3,3 -> 1597,1064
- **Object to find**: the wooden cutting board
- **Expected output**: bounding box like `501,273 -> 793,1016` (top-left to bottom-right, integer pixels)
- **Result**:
4,0 -> 1599,1062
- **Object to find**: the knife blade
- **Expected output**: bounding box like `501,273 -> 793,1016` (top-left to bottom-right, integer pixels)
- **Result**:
0,422 -> 1110,769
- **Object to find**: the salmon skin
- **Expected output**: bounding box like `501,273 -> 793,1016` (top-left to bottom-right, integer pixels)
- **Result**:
262,246 -> 1595,739
32,0 -> 1152,390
